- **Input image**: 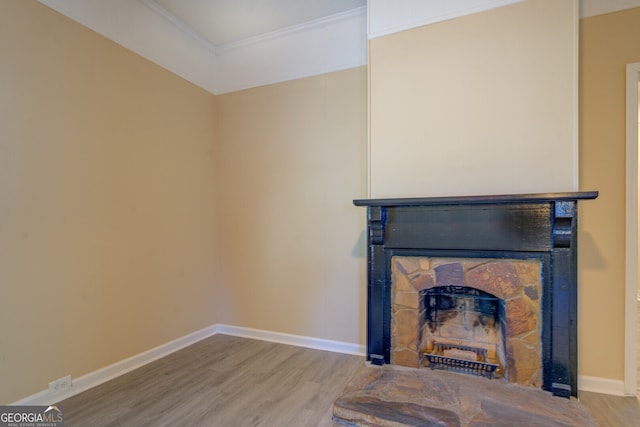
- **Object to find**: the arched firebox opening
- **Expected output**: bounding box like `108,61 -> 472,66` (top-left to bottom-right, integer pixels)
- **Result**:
421,286 -> 506,379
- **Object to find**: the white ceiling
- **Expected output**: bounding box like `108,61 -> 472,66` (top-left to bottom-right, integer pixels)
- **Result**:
36,0 -> 640,94
150,0 -> 366,47
148,0 -> 640,46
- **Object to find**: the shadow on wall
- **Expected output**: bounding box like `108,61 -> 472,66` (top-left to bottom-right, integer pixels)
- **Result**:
579,232 -> 607,270
352,230 -> 366,258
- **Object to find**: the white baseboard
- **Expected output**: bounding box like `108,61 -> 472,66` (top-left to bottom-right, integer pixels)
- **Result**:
13,323 -> 625,405
578,375 -> 627,396
26,325 -> 629,403
215,324 -> 366,356
12,323 -> 364,405
13,324 -> 220,405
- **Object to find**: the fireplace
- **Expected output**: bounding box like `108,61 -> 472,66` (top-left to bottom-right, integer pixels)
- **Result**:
354,192 -> 598,398
391,256 -> 543,388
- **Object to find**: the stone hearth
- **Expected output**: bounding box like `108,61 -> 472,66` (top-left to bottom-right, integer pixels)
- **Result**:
333,364 -> 597,427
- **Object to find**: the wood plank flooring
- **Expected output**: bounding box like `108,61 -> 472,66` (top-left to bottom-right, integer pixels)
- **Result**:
57,334 -> 361,426
579,392 -> 640,427
58,334 -> 639,426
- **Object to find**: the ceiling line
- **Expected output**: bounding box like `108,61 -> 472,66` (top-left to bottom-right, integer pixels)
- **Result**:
143,0 -> 366,57
142,0 -> 217,54
216,6 -> 367,55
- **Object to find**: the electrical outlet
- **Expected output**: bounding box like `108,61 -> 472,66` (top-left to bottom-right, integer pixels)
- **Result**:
48,375 -> 72,393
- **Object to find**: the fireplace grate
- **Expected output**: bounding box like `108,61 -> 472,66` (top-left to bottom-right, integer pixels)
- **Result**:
424,343 -> 499,379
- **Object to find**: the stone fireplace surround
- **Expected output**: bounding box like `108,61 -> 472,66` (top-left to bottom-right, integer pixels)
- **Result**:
391,256 -> 543,388
353,192 -> 598,399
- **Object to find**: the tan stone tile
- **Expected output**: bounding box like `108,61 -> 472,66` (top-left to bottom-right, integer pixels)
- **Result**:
392,348 -> 421,368
518,329 -> 541,347
505,297 -> 538,337
507,339 -> 542,387
393,309 -> 420,350
394,291 -> 420,309
393,256 -> 420,275
410,271 -> 435,291
466,262 -> 522,299
461,259 -> 486,271
514,260 -> 542,285
418,258 -> 431,271
392,270 -> 414,292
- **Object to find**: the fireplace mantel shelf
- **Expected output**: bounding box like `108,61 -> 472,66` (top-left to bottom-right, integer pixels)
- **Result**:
354,191 -> 598,207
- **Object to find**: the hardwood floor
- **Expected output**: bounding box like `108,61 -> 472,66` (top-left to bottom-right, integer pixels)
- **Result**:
58,334 -> 639,426
577,297 -> 640,427
58,334 -> 361,426
579,392 -> 640,427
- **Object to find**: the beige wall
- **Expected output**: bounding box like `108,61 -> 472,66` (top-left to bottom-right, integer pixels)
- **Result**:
0,1 -> 218,404
369,0 -> 577,198
579,7 -> 640,382
214,68 -> 368,344
5,0 -> 632,405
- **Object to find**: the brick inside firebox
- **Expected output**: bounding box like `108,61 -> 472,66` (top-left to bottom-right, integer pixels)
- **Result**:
391,256 -> 542,388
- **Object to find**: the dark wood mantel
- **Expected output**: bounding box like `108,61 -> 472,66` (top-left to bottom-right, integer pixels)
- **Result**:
354,191 -> 599,207
354,191 -> 598,398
